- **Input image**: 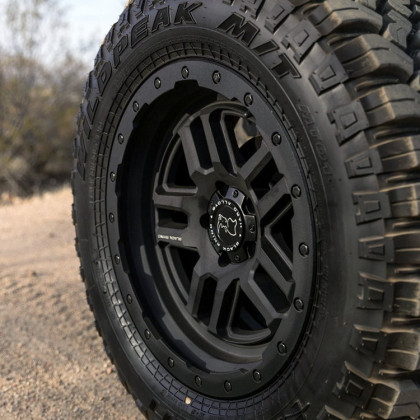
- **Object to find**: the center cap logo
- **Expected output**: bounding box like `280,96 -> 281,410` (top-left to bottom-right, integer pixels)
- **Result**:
217,214 -> 237,238
209,199 -> 244,252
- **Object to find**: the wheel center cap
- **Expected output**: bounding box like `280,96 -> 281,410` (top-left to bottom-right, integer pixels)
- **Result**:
210,200 -> 244,251
208,187 -> 257,263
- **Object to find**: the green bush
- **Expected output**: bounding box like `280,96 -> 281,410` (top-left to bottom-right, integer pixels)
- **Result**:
0,0 -> 88,196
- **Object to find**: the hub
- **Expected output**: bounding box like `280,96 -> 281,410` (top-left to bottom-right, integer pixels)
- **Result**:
208,187 -> 257,264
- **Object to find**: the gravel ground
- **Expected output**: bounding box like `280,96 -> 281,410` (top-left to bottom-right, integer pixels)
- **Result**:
0,187 -> 144,419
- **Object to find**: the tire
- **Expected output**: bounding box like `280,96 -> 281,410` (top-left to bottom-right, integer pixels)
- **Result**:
72,1 -> 420,418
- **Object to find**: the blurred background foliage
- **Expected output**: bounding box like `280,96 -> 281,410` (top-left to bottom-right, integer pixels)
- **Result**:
0,0 -> 88,197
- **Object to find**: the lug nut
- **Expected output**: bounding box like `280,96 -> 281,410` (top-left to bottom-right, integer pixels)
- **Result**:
127,294 -> 132,304
133,101 -> 140,112
292,185 -> 302,198
110,172 -> 116,182
145,330 -> 151,340
233,190 -> 239,198
249,225 -> 256,233
168,358 -> 174,368
294,298 -> 304,311
109,213 -> 115,223
299,243 -> 309,256
234,255 -> 240,262
224,381 -> 232,392
244,93 -> 253,106
154,78 -> 161,89
272,132 -> 282,145
181,67 -> 189,79
253,370 -> 261,382
278,342 -> 287,355
213,71 -> 221,84
118,133 -> 124,144
195,376 -> 202,387
114,255 -> 121,264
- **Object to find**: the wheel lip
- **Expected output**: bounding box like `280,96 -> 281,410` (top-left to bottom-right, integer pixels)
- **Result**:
105,59 -> 316,399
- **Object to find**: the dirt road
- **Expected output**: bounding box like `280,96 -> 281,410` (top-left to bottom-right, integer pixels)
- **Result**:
0,187 -> 143,419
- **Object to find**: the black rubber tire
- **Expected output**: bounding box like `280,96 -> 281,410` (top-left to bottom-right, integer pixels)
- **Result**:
72,1 -> 420,418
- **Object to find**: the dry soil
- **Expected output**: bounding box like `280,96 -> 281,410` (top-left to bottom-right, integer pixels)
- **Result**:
0,187 -> 144,419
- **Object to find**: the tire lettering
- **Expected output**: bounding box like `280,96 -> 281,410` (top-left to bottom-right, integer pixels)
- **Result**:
131,16 -> 149,47
86,97 -> 99,124
174,2 -> 202,24
113,35 -> 128,68
218,13 -> 260,46
98,61 -> 112,95
152,6 -> 170,32
273,54 -> 300,79
253,40 -> 279,56
298,105 -> 333,180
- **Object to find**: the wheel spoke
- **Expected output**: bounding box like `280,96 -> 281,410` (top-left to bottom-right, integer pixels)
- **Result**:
187,259 -> 207,317
207,274 -> 240,335
200,110 -> 237,174
178,125 -> 211,185
238,143 -> 271,182
156,225 -> 199,250
262,236 -> 293,274
240,278 -> 282,328
186,252 -> 220,316
153,188 -> 200,215
257,177 -> 289,220
258,245 -> 294,302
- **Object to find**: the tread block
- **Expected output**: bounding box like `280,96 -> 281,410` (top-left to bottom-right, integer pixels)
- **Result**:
345,150 -> 378,178
388,183 -> 420,217
389,183 -> 420,203
334,34 -> 412,81
393,232 -> 420,264
308,0 -> 382,36
391,379 -> 420,414
316,406 -> 346,420
385,348 -> 420,371
360,233 -> 420,264
377,136 -> 420,173
350,327 -> 388,362
383,10 -> 411,49
359,236 -> 393,261
354,0 -> 376,11
382,0 -> 412,19
309,52 -> 349,94
282,20 -> 321,62
410,71 -> 420,91
239,0 -> 265,18
412,4 -> 420,23
353,191 -> 391,224
335,364 -> 397,416
334,364 -> 375,407
329,102 -> 369,144
394,280 -> 420,316
358,273 -> 394,311
264,2 -> 295,33
361,85 -> 420,127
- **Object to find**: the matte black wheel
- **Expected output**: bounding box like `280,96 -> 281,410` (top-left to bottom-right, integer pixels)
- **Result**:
73,1 -> 420,418
114,64 -> 315,399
